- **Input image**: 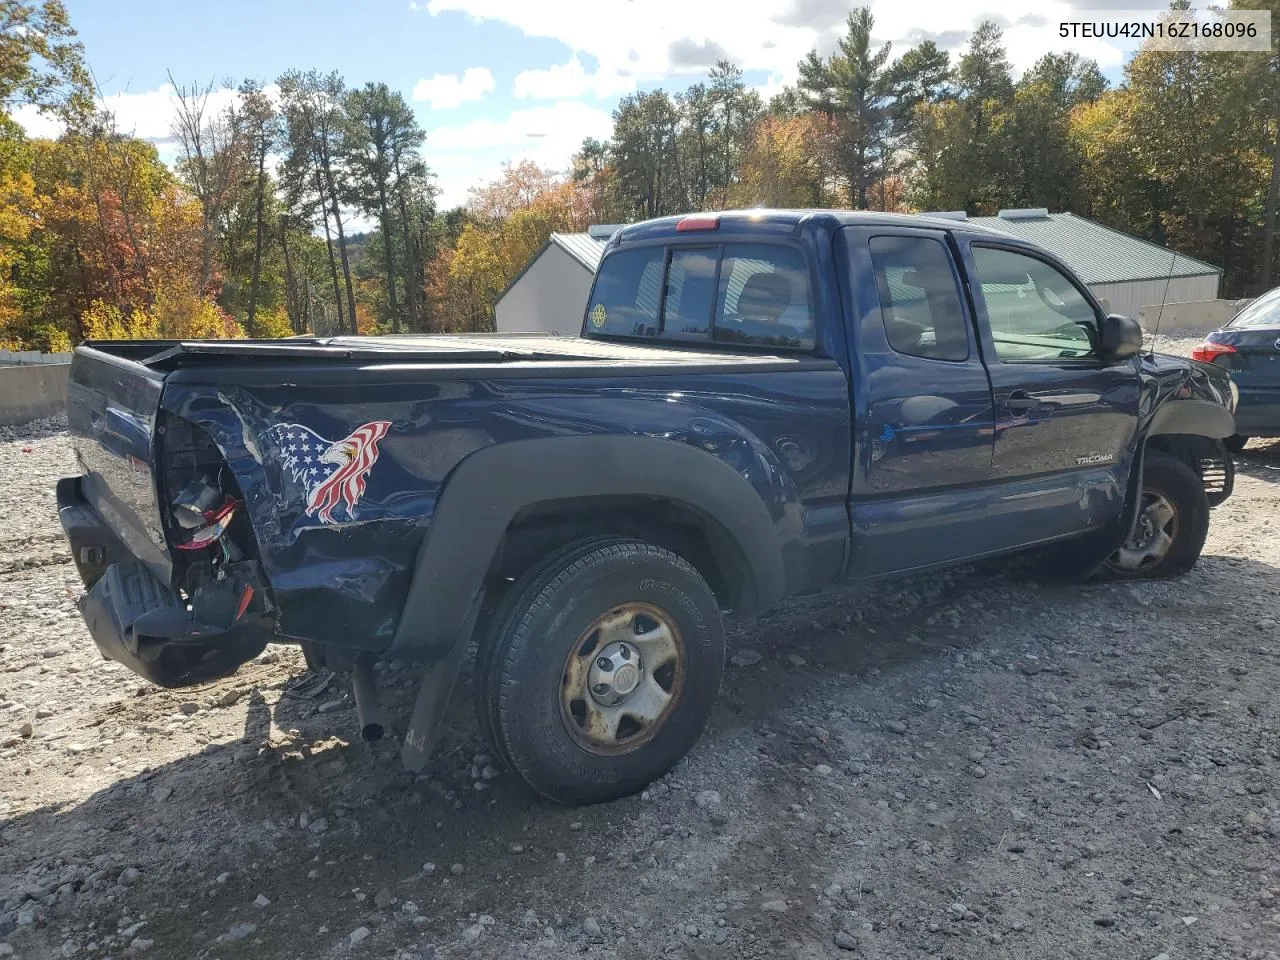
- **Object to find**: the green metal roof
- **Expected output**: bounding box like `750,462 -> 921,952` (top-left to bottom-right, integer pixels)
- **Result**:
961,211 -> 1221,284
551,232 -> 609,271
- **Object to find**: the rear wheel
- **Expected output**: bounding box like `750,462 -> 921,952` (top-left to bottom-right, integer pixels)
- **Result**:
480,539 -> 724,806
1100,453 -> 1209,580
473,536 -> 627,764
1223,434 -> 1249,454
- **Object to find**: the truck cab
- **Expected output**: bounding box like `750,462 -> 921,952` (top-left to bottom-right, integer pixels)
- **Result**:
584,210 -> 1234,580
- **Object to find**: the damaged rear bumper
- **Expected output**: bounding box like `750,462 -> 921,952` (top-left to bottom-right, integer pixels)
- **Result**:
59,475 -> 269,688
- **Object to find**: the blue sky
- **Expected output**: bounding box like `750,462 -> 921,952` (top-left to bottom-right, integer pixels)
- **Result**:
17,0 -> 1176,210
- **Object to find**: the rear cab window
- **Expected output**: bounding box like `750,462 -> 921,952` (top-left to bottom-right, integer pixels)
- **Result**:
585,242 -> 816,350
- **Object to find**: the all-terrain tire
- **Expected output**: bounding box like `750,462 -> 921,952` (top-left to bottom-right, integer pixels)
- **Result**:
472,536 -> 629,768
482,539 -> 724,806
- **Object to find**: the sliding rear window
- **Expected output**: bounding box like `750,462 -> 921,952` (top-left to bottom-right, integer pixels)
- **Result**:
584,243 -> 815,350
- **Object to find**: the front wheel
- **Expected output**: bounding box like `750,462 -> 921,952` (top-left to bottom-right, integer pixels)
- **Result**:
480,539 -> 725,806
1100,452 -> 1209,580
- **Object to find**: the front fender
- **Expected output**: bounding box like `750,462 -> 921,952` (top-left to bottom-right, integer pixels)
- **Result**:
1139,353 -> 1236,439
387,435 -> 790,660
1145,398 -> 1235,439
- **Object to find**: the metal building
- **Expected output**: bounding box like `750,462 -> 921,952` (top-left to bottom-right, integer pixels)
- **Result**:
943,209 -> 1222,318
494,225 -> 620,335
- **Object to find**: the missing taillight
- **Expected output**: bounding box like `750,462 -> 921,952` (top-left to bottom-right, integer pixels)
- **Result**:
173,495 -> 239,551
172,479 -> 223,529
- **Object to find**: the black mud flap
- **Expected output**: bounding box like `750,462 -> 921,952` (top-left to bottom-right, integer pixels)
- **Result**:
401,598 -> 481,773
81,560 -> 268,688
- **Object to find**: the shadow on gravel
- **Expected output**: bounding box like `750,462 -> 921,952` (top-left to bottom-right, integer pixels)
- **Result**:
1234,438 -> 1280,483
2,554 -> 1278,959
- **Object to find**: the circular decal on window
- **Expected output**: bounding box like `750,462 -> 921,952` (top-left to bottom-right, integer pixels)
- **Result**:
590,303 -> 607,328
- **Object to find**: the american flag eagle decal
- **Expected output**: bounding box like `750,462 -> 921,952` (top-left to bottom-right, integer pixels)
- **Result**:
267,420 -> 392,524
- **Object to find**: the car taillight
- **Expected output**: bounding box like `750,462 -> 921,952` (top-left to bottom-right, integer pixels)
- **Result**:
1191,341 -> 1236,363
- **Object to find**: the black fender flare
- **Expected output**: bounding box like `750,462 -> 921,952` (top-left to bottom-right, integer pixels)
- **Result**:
1145,398 -> 1235,440
1118,399 -> 1233,545
386,435 -> 789,660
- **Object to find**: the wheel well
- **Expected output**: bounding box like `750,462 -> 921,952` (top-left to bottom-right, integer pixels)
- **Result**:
1145,433 -> 1233,507
487,496 -> 753,612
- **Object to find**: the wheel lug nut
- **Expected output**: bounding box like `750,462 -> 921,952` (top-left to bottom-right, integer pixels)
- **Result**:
596,657 -> 612,671
592,683 -> 610,695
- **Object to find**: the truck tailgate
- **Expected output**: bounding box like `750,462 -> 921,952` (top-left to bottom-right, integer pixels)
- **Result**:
65,346 -> 171,581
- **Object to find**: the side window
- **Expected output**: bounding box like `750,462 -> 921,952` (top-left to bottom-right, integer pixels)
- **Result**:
714,244 -> 816,350
868,236 -> 969,362
586,246 -> 665,338
971,246 -> 1099,361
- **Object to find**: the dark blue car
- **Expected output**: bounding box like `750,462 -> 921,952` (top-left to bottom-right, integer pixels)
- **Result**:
56,210 -> 1236,805
1192,286 -> 1280,451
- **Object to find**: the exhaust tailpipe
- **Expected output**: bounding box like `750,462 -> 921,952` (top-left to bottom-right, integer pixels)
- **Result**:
351,654 -> 385,742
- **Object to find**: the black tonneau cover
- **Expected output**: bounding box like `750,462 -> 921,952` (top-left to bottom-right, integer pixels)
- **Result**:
83,333 -> 816,370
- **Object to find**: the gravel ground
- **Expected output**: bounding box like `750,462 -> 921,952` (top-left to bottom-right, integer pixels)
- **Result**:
3,336 -> 1280,960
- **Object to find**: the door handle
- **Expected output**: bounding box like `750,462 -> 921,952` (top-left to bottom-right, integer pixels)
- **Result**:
1005,390 -> 1036,413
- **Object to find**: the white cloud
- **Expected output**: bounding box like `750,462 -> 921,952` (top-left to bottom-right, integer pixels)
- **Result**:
429,99 -> 612,153
426,99 -> 614,207
411,67 -> 495,109
11,82 -> 282,147
424,0 -> 1139,88
513,56 -> 635,100
10,103 -> 61,139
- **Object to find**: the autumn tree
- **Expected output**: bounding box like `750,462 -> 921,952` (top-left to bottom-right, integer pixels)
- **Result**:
342,82 -> 425,333
733,113 -> 837,207
571,136 -> 622,224
1,0 -> 90,119
611,90 -> 684,218
279,69 -> 357,333
169,74 -> 251,291
1233,0 -> 1280,287
675,83 -> 714,209
707,60 -> 761,206
796,8 -> 896,209
239,79 -> 279,334
1003,52 -> 1108,211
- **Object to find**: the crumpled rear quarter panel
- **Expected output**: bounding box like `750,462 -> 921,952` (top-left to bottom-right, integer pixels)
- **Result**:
158,363 -> 850,655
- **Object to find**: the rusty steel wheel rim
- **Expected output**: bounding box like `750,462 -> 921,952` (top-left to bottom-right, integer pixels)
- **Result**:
559,602 -> 687,756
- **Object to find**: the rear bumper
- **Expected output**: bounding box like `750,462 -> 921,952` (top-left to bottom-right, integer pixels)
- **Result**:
1231,385 -> 1280,435
57,475 -> 132,590
59,475 -> 268,688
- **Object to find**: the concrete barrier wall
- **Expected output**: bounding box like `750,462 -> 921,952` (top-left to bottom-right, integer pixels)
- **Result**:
0,349 -> 72,365
0,362 -> 69,427
1137,298 -> 1254,335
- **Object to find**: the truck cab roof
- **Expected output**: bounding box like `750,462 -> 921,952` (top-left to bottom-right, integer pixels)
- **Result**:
609,209 -> 1016,247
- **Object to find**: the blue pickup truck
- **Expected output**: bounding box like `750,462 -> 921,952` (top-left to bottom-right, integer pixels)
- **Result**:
57,210 -> 1237,805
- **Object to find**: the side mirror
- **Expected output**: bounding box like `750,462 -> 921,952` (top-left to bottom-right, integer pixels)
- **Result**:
1099,313 -> 1143,363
